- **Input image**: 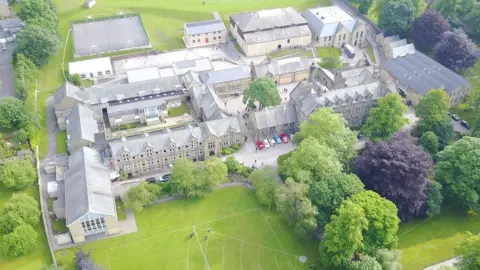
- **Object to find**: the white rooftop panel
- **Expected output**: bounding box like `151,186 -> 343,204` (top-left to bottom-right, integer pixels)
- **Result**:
126,66 -> 161,83
69,57 -> 112,76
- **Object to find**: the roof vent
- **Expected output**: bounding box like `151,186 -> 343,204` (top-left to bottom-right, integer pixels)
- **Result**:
100,97 -> 109,104
121,136 -> 127,142
153,87 -> 161,93
138,90 -> 146,96
116,94 -> 124,101
321,16 -> 325,20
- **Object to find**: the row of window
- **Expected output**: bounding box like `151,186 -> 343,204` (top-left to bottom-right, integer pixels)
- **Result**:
79,70 -> 112,79
192,36 -> 222,43
190,31 -> 223,37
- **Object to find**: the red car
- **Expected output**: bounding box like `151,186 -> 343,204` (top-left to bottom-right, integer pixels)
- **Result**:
280,133 -> 289,143
256,140 -> 265,150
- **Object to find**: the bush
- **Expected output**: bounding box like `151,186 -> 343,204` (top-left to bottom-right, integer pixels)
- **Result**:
124,182 -> 162,212
220,147 -> 233,155
224,156 -> 252,177
0,159 -> 36,190
2,224 -> 37,257
231,143 -> 241,151
249,167 -> 278,208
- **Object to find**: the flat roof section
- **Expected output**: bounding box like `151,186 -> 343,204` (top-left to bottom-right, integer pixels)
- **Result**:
72,15 -> 151,57
69,57 -> 112,76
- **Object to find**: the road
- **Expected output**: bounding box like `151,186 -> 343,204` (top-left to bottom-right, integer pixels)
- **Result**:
0,42 -> 17,98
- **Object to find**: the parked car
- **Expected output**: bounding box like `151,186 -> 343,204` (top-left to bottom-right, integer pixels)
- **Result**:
451,114 -> 460,121
146,177 -> 157,184
263,139 -> 271,148
273,135 -> 282,144
280,133 -> 289,143
461,120 -> 471,129
256,140 -> 264,150
268,138 -> 276,146
160,174 -> 171,182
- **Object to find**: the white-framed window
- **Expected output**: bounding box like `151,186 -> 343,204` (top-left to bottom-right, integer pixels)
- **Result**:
105,70 -> 111,75
97,71 -> 103,76
80,74 -> 86,79
80,213 -> 106,235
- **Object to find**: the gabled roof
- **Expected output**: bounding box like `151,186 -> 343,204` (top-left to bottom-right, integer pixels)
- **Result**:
199,66 -> 251,85
255,57 -> 311,77
182,70 -> 203,90
251,105 -> 298,130
230,7 -> 308,32
391,43 -> 416,59
53,82 -> 85,108
382,51 -> 470,95
66,105 -> 97,151
302,6 -> 358,37
202,117 -> 241,137
185,19 -> 226,35
172,58 -> 213,76
65,147 -> 115,226
192,84 -> 229,120
242,25 -> 311,44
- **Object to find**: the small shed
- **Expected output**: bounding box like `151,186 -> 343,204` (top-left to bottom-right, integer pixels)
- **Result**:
85,0 -> 95,8
47,181 -> 58,198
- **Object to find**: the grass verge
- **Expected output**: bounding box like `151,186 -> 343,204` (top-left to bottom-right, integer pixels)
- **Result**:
56,131 -> 67,154
115,199 -> 127,221
167,102 -> 189,117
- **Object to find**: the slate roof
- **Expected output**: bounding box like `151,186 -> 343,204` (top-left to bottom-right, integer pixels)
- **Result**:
109,117 -> 240,157
106,94 -> 181,117
230,7 -> 308,32
382,51 -> 470,95
65,147 -> 116,226
72,16 -> 150,57
251,105 -> 298,130
199,66 -> 251,85
182,70 -> 203,91
391,43 -> 416,59
0,18 -> 24,29
172,58 -> 213,76
185,19 -> 226,35
53,82 -> 84,108
243,25 -> 311,44
302,6 -> 360,37
192,84 -> 229,120
255,57 -> 311,77
66,105 -> 97,151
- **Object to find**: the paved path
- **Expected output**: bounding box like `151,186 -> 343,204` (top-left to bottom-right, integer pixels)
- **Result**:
424,257 -> 459,270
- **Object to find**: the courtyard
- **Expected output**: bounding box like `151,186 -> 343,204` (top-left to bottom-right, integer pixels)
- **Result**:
55,187 -> 318,269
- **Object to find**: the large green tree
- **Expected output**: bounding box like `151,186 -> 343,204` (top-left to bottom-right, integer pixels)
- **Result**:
275,179 -> 318,238
170,158 -> 218,198
378,0 -> 416,37
13,53 -> 38,100
280,136 -> 342,181
242,77 -> 281,109
347,255 -> 382,270
454,232 -> 480,270
295,108 -> 357,163
308,171 -> 364,230
435,136 -> 480,213
362,93 -> 408,141
374,249 -> 403,270
0,97 -> 27,129
2,224 -> 37,257
466,87 -> 480,132
16,24 -> 61,66
202,157 -> 228,185
0,193 -> 40,230
349,191 -> 400,252
373,0 -> 425,16
249,166 -> 278,208
464,3 -> 480,40
419,131 -> 439,156
0,159 -> 36,190
17,0 -> 58,29
124,182 -> 162,212
320,200 -> 368,267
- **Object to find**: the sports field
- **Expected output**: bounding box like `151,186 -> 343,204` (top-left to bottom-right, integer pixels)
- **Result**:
55,187 -> 318,269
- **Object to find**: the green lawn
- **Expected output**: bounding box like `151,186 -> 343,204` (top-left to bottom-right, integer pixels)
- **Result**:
55,187 -> 318,269
167,102 -> 189,117
268,48 -> 303,59
367,45 -> 375,63
315,46 -> 341,58
47,198 -> 54,211
56,131 -> 67,154
0,184 -> 52,269
398,210 -> 480,269
51,215 -> 68,234
115,199 -> 127,221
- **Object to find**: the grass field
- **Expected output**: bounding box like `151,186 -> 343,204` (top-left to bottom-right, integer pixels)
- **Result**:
55,187 -> 318,270
56,131 -> 67,154
398,210 -> 480,269
0,184 -> 52,269
168,102 -> 189,117
268,48 -> 303,59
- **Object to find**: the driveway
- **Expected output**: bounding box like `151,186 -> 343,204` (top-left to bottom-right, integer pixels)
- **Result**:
0,42 -> 16,98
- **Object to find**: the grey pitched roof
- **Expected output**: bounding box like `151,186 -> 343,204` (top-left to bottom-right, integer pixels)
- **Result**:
106,94 -> 181,117
302,6 -> 358,37
382,51 -> 470,95
65,147 -> 116,226
243,25 -> 311,44
53,82 -> 84,107
201,116 -> 241,137
66,105 -> 97,151
192,84 -> 229,120
231,7 -> 308,32
172,58 -> 213,76
72,16 -> 150,57
109,117 -> 240,157
391,43 -> 416,59
0,18 -> 24,29
384,35 -> 400,44
252,105 -> 298,130
199,66 -> 251,85
255,57 -> 311,77
185,19 -> 226,35
390,39 -> 407,48
182,70 -> 203,90
64,76 -> 184,105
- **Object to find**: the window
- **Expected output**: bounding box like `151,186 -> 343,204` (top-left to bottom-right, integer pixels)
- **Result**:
329,36 -> 332,41
343,34 -> 346,40
287,39 -> 290,43
90,73 -> 94,78
213,37 -> 216,40
193,40 -> 195,43
356,32 -> 359,38
218,36 -> 221,39
80,213 -> 106,235
198,39 -> 200,42
106,70 -> 111,75
208,142 -> 215,149
97,71 -> 103,76
81,74 -> 86,79
360,31 -> 363,37
324,37 -> 327,42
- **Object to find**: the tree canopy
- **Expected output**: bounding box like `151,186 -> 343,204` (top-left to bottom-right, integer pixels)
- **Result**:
374,249 -> 403,270
1,193 -> 40,228
202,157 -> 228,185
411,10 -> 451,50
249,166 -> 278,208
362,93 -> 408,142
0,159 -> 36,190
13,53 -> 38,100
425,181 -> 443,218
17,0 -> 58,30
378,0 -> 416,37
242,77 -> 281,109
434,29 -> 477,71
419,131 -> 439,156
295,108 -> 357,163
435,136 -> 480,213
2,224 -> 37,257
16,24 -> 61,66
275,179 -> 318,238
349,0 -> 375,14
124,182 -> 162,212
463,3 -> 480,40
347,255 -> 382,270
434,0 -> 461,24
454,232 -> 480,270
465,87 -> 480,132
0,97 -> 27,129
74,249 -> 102,270
352,133 -> 433,221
